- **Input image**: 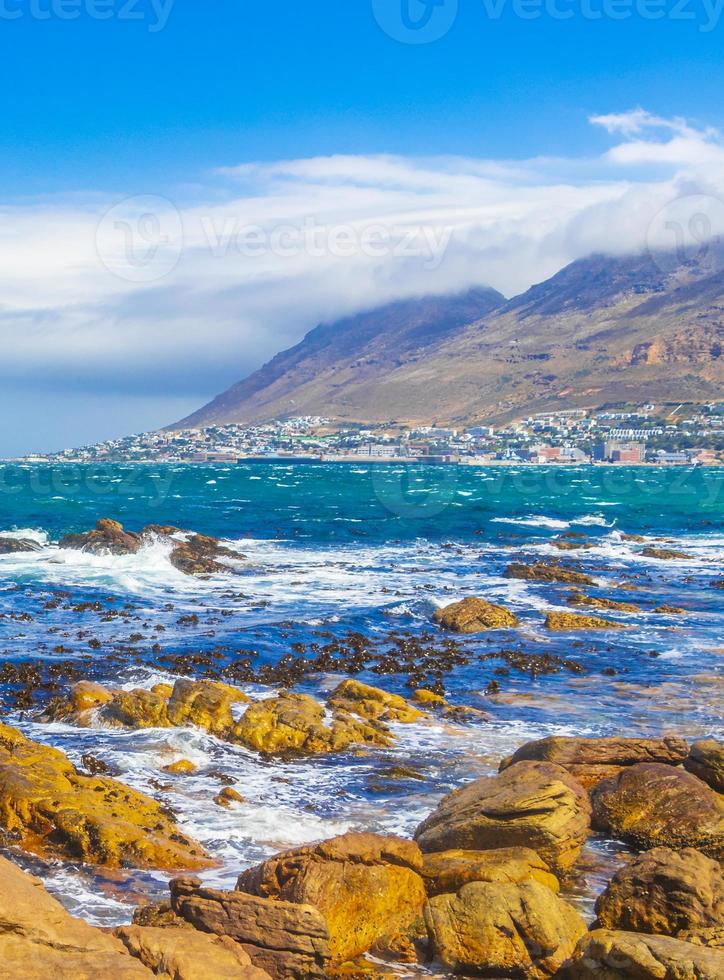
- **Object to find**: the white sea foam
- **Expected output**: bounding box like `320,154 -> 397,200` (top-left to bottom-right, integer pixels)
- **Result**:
491,516 -> 570,529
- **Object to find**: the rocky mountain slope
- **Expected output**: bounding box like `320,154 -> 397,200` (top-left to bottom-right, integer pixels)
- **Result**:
174,249 -> 724,428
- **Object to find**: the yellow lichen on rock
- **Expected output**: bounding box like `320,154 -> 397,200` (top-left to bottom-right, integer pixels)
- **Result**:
0,722 -> 211,870
545,611 -> 628,631
434,597 -> 519,633
327,679 -> 423,723
231,691 -> 393,756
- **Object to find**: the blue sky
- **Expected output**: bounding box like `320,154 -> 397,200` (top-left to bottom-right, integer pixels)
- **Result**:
1,0 -> 723,455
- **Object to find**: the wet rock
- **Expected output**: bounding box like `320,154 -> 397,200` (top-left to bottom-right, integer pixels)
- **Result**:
420,846 -> 559,897
59,518 -> 142,556
0,536 -> 41,554
415,761 -> 591,874
565,929 -> 724,979
595,847 -> 723,938
411,688 -> 447,707
168,534 -> 236,576
170,876 -> 331,979
500,736 -> 689,790
327,679 -> 423,723
654,604 -> 686,614
641,547 -> 695,560
424,879 -> 586,979
0,854 -> 153,977
591,764 -> 724,858
115,925 -> 271,979
43,680 -> 115,724
167,679 -> 248,737
231,691 -> 393,755
0,721 -> 211,869
684,739 -> 724,793
433,597 -> 519,633
215,787 -> 245,807
236,832 -> 426,964
505,562 -> 596,586
163,759 -> 197,775
104,688 -> 171,729
545,611 -> 628,631
81,753 -> 110,776
567,592 -> 640,613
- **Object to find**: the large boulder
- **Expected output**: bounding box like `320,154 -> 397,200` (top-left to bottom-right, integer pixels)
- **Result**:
326,679 -> 423,723
59,518 -> 142,556
594,847 -> 723,938
684,739 -> 724,793
170,877 -> 331,979
236,832 -> 426,964
592,764 -> 724,859
501,736 -> 689,791
565,929 -> 724,979
420,846 -> 559,897
115,926 -> 270,979
424,879 -> 586,978
433,597 -> 519,633
0,722 -> 210,870
415,761 -> 591,874
231,691 -> 393,755
0,855 -> 152,978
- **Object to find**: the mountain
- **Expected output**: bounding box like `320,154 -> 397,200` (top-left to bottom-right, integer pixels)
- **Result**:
173,250 -> 724,429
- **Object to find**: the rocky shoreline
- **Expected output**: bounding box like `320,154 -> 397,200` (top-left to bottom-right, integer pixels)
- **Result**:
0,687 -> 722,977
0,518 -> 721,977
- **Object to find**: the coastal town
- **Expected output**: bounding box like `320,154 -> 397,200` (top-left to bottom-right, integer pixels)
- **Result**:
20,402 -> 724,466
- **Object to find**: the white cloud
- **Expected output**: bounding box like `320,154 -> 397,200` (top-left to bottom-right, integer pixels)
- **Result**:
2,109 -> 724,422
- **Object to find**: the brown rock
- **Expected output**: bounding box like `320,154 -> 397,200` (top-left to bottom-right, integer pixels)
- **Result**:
420,846 -> 559,897
0,536 -> 41,554
545,611 -> 628,631
168,534 -> 236,576
327,679 -> 423,723
43,680 -> 115,723
505,562 -> 596,586
167,679 -> 248,737
433,597 -> 519,633
231,691 -> 392,756
595,847 -> 723,938
424,880 -> 586,978
170,876 -> 331,979
236,832 -> 426,964
0,721 -> 211,870
641,547 -> 695,560
591,764 -> 724,858
0,854 -> 152,978
103,688 -> 171,729
59,518 -> 142,556
565,929 -> 724,979
115,925 -> 271,979
415,761 -> 591,874
567,592 -> 639,612
500,736 -> 689,785
655,604 -> 686,614
684,739 -> 724,793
